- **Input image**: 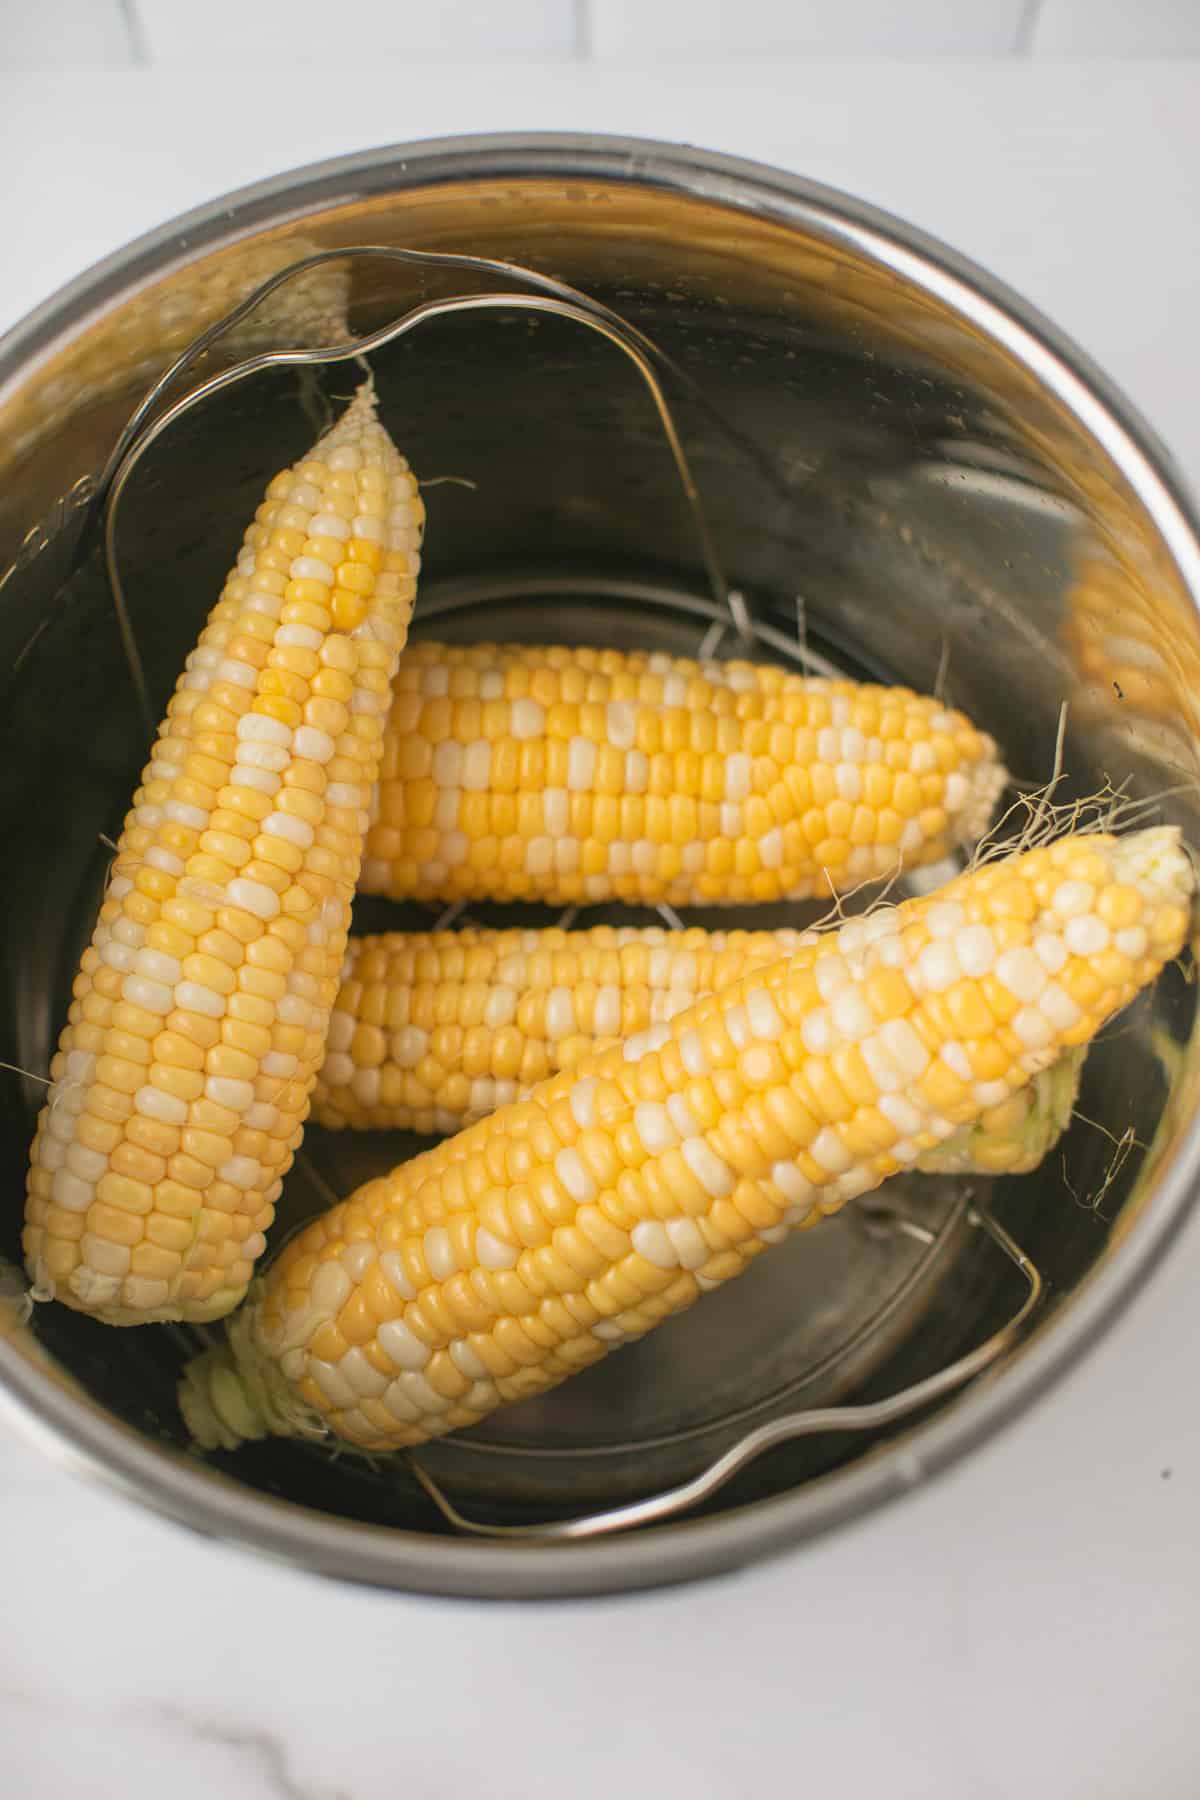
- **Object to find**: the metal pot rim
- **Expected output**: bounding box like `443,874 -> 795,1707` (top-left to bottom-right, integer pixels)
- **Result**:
3,130 -> 1199,1598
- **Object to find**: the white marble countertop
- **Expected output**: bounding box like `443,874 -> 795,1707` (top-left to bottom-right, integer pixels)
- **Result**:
2,57 -> 1199,1800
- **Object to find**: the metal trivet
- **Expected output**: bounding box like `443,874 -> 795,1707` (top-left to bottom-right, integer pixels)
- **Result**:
91,247 -> 1043,1541
406,1200 -> 1041,1540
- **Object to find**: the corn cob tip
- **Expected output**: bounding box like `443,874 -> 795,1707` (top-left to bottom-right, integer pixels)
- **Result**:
917,1042 -> 1084,1177
179,1298 -> 320,1451
178,1345 -> 266,1451
1110,824 -> 1192,905
961,750 -> 1009,845
322,376 -> 377,440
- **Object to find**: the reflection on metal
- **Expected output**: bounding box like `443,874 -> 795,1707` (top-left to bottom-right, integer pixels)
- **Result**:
408,1201 -> 1042,1541
94,244 -> 773,740
414,569 -> 846,679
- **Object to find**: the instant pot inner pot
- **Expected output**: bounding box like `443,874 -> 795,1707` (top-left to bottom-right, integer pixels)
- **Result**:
1,177 -> 1197,1544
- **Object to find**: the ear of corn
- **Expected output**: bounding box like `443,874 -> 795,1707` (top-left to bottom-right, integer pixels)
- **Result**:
180,827 -> 1191,1453
23,385 -> 424,1325
359,642 -> 1007,908
313,922 -> 1085,1175
314,923 -> 810,1132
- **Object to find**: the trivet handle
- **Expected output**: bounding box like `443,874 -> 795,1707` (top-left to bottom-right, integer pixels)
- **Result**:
407,1199 -> 1042,1541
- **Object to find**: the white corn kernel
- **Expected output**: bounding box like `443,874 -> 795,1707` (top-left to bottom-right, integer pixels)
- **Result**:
568,737 -> 597,790
1039,984 -> 1082,1031
631,1221 -> 679,1269
394,1371 -> 450,1416
379,1252 -> 416,1301
239,713 -> 292,746
878,1017 -> 930,1079
205,1076 -> 255,1112
476,1229 -> 518,1271
1052,881 -> 1095,919
263,812 -> 315,849
134,1085 -> 187,1126
175,981 -> 226,1019
422,1228 -> 455,1281
681,1137 -> 734,1198
569,1077 -> 598,1130
1065,916 -> 1110,957
666,1093 -> 701,1139
218,1156 -> 261,1191
1013,1006 -> 1056,1050
810,1127 -> 853,1174
512,699 -> 544,740
594,986 -> 622,1036
724,753 -> 752,802
310,1262 -> 352,1315
382,1381 -> 422,1423
339,1348 -> 390,1399
916,942 -> 959,993
831,988 -> 873,1040
293,726 -> 335,764
52,1169 -> 94,1212
746,988 -> 783,1040
144,847 -> 184,877
276,623 -> 325,650
555,1147 -> 597,1204
634,1102 -> 677,1155
80,1234 -> 131,1277
226,879 -> 280,921
133,949 -> 181,986
665,1216 -> 710,1270
605,701 -> 636,750
996,948 -> 1047,1004
122,976 -> 174,1016
310,1359 -> 357,1410
237,741 -> 290,771
1034,933 -> 1068,973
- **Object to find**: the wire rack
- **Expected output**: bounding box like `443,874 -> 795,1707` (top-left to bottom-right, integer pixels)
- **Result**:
82,244 -> 1047,1540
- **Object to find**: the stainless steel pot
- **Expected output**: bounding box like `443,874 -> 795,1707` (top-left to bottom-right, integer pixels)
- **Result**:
1,133 -> 1198,1599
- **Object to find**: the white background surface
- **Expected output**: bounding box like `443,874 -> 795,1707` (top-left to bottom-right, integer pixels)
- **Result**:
11,0 -> 1200,63
1,31 -> 1200,1800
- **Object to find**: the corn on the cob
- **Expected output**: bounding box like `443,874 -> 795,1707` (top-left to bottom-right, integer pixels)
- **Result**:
180,826 -> 1191,1453
313,923 -> 1084,1174
359,642 -> 1007,907
919,1045 -> 1083,1176
314,924 -> 809,1131
22,385 -> 424,1325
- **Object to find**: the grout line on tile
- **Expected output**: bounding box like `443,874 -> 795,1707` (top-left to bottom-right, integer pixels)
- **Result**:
573,0 -> 591,61
117,0 -> 150,65
1013,0 -> 1046,57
